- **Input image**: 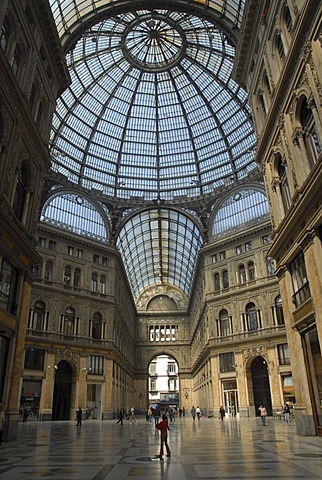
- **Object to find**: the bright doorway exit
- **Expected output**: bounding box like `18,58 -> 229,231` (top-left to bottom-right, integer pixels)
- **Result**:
148,355 -> 179,410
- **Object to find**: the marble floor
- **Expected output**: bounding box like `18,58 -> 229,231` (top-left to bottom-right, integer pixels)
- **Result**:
0,415 -> 321,479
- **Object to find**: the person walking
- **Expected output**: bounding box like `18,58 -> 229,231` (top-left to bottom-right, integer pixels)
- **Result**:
153,406 -> 160,425
219,405 -> 226,421
258,404 -> 267,426
0,403 -> 5,446
116,407 -> 124,425
130,406 -> 136,424
156,414 -> 171,459
283,403 -> 290,424
76,407 -> 82,427
22,406 -> 30,423
191,406 -> 196,420
196,406 -> 201,420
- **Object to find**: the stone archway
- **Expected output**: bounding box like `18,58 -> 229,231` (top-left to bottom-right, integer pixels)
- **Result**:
251,356 -> 272,416
52,360 -> 73,420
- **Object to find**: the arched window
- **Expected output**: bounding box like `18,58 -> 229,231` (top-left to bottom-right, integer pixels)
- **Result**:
222,270 -> 229,289
13,162 -> 28,221
44,260 -> 53,282
300,99 -> 321,167
248,261 -> 255,281
91,272 -> 97,293
239,264 -> 246,284
275,295 -> 285,325
214,272 -> 220,291
74,268 -> 81,288
64,265 -> 71,286
0,16 -> 10,52
91,312 -> 102,339
282,4 -> 293,33
246,302 -> 258,331
63,307 -> 75,335
263,71 -> 271,96
267,256 -> 275,276
219,309 -> 229,337
100,275 -> 106,295
33,301 -> 45,331
259,90 -> 266,115
277,158 -> 291,212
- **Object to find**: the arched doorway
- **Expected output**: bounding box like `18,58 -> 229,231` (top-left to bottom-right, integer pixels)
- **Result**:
52,360 -> 72,420
148,354 -> 179,412
251,356 -> 272,416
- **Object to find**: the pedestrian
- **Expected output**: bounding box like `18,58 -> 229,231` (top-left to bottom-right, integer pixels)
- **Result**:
258,404 -> 267,426
219,405 -> 225,421
116,407 -> 124,425
22,406 -> 30,423
130,406 -> 136,424
156,414 -> 171,459
182,406 -> 185,417
283,403 -> 290,424
147,406 -> 152,423
191,406 -> 196,420
153,406 -> 160,425
0,403 -> 5,446
179,408 -> 182,418
76,407 -> 82,427
196,406 -> 201,420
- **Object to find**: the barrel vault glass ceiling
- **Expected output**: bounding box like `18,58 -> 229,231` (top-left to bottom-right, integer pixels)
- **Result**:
46,1 -> 264,303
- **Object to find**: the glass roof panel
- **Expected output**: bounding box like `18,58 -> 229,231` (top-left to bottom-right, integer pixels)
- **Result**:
49,9 -> 257,201
116,209 -> 203,298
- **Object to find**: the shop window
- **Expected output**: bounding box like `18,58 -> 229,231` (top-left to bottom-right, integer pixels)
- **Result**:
24,348 -> 45,370
219,352 -> 235,372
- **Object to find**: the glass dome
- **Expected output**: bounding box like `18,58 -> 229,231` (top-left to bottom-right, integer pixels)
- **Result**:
49,8 -> 258,202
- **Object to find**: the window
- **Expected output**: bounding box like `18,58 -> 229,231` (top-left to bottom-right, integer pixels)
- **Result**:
93,254 -> 99,263
247,261 -> 255,281
91,273 -> 98,293
150,380 -> 156,391
267,256 -> 275,276
88,355 -> 104,375
239,264 -> 246,284
300,99 -> 322,167
220,251 -> 226,261
212,254 -> 218,263
24,348 -> 45,370
64,265 -> 71,286
168,378 -> 177,391
278,158 -> 291,212
246,302 -> 258,331
149,362 -> 157,374
290,251 -> 311,308
31,301 -> 46,331
77,249 -> 83,258
102,257 -> 108,266
44,260 -> 53,282
262,235 -> 270,245
275,295 -> 285,325
275,32 -> 285,60
68,246 -> 74,256
100,275 -> 106,295
245,242 -> 252,252
168,363 -> 176,373
222,270 -> 229,289
219,352 -> 235,372
48,240 -> 56,250
38,237 -> 46,247
277,344 -> 290,365
62,307 -> 75,335
219,309 -> 230,337
74,268 -> 81,288
236,245 -> 242,255
33,262 -> 42,279
214,272 -> 220,291
13,162 -> 28,221
0,16 -> 10,52
91,312 -> 102,339
11,43 -> 21,76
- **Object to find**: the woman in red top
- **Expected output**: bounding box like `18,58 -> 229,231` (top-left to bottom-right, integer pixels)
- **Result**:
156,414 -> 171,458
